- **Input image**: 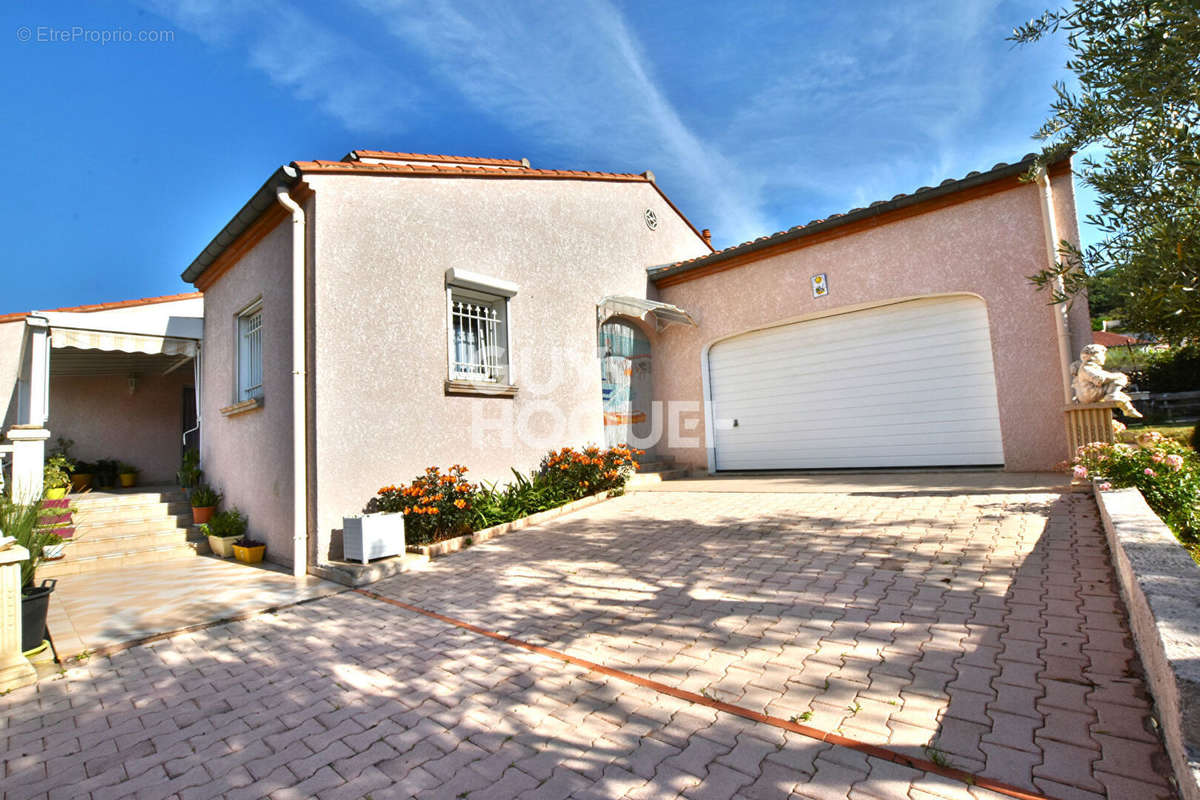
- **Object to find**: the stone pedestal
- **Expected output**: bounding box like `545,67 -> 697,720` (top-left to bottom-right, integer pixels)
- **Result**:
1063,401 -> 1120,457
6,426 -> 50,504
0,545 -> 37,692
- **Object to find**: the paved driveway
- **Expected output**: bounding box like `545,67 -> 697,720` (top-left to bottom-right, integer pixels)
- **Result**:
1,487 -> 1177,800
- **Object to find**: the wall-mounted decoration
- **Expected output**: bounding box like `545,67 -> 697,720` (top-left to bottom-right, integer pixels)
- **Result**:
811,273 -> 829,298
644,209 -> 658,230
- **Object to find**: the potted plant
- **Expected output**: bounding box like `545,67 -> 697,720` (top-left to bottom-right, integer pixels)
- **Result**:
203,507 -> 246,558
232,536 -> 266,564
177,448 -> 203,495
43,454 -> 73,499
1,495 -> 63,652
117,462 -> 139,488
190,484 -> 222,524
95,459 -> 118,489
70,460 -> 95,492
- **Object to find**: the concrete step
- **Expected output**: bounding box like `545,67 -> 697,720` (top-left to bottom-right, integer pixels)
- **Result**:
628,468 -> 688,487
69,489 -> 187,509
636,456 -> 675,472
38,542 -> 204,578
73,515 -> 193,538
67,529 -> 197,558
73,501 -> 191,526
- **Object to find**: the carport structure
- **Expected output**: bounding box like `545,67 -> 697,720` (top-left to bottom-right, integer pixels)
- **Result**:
0,293 -> 203,497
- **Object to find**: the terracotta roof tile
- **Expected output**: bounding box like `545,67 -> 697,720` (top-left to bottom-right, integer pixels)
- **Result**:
295,160 -> 650,182
650,153 -> 1054,279
0,291 -> 202,325
1092,330 -> 1144,347
345,150 -> 528,167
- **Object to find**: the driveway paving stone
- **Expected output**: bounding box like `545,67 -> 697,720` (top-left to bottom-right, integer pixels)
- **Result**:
0,488 -> 1179,799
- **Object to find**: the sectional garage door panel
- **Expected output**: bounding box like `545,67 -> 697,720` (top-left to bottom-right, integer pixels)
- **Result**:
708,296 -> 1004,470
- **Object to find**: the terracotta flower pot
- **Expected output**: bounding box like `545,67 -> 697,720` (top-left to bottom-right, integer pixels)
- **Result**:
233,543 -> 265,564
70,473 -> 93,492
192,505 -> 216,524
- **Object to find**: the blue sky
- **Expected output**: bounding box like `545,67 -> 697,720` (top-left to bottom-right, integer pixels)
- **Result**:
0,0 -> 1087,313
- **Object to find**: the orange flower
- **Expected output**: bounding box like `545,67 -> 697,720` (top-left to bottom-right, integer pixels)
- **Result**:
428,507 -> 439,515
453,498 -> 467,509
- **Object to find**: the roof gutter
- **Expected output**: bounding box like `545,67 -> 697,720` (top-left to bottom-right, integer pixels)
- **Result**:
180,164 -> 300,284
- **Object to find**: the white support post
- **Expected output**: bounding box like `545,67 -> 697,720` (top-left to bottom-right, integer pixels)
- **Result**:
0,545 -> 37,692
7,427 -> 49,504
25,317 -> 50,426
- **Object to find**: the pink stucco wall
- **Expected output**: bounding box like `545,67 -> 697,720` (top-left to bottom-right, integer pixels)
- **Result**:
47,372 -> 191,483
199,219 -> 297,564
654,170 -> 1084,472
304,174 -> 709,559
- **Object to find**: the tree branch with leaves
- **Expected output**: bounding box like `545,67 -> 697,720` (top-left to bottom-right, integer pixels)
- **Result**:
1013,1 -> 1200,344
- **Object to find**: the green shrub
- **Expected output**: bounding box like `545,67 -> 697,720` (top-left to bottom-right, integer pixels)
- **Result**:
471,469 -> 574,530
365,465 -> 475,546
43,454 -> 73,492
205,507 -> 247,539
1145,345 -> 1200,393
0,496 -> 63,588
364,445 -> 642,546
1074,432 -> 1200,546
177,448 -> 202,488
536,444 -> 641,501
190,484 -> 222,508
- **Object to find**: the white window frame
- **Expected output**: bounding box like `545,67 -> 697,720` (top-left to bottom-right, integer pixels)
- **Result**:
235,299 -> 264,403
445,268 -> 517,387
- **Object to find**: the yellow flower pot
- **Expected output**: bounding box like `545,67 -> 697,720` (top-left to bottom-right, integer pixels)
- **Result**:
118,473 -> 137,488
233,543 -> 265,564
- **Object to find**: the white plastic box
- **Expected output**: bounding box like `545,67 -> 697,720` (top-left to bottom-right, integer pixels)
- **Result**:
342,512 -> 405,564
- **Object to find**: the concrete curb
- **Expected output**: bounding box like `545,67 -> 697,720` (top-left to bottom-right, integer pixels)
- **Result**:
1094,483 -> 1200,800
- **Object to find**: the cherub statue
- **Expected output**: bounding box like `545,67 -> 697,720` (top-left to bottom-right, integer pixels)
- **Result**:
1071,344 -> 1142,417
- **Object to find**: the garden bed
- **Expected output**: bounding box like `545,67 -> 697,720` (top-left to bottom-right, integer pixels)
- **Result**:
407,490 -> 614,559
1094,483 -> 1200,800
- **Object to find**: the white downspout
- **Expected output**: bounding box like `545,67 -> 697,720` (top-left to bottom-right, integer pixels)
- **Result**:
276,187 -> 308,578
181,345 -> 201,448
1036,168 -> 1075,404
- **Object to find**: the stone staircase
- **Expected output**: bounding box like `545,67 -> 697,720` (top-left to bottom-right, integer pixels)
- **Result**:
40,487 -> 209,578
628,455 -> 688,487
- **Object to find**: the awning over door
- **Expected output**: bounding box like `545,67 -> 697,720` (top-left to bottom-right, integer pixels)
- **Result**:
49,328 -> 198,358
597,296 -> 696,330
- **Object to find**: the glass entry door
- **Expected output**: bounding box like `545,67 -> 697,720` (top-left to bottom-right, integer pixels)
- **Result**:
600,319 -> 651,449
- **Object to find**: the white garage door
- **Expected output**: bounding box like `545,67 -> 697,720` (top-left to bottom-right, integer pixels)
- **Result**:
707,295 -> 1004,470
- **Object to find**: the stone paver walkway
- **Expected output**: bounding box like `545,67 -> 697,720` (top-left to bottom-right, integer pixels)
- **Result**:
1,489 -> 1178,799
45,556 -> 342,658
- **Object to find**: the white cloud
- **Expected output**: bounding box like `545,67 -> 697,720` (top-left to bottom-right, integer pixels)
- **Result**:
140,0 -> 423,132
353,0 -> 770,242
140,0 -> 1072,247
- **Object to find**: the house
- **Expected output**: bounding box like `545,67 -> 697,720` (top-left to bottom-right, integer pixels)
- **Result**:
0,148 -> 1089,575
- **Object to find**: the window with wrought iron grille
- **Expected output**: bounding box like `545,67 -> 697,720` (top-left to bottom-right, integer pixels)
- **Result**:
236,301 -> 263,402
448,289 -> 509,383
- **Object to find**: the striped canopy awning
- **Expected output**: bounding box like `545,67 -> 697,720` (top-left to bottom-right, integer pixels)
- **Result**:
50,327 -> 198,358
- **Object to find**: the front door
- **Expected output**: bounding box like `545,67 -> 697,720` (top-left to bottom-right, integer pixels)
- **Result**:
599,319 -> 651,449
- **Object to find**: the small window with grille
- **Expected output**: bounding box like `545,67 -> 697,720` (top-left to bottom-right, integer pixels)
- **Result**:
236,300 -> 263,402
448,289 -> 509,384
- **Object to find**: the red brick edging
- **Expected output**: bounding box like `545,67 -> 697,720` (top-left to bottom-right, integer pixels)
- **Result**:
354,588 -> 1056,800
